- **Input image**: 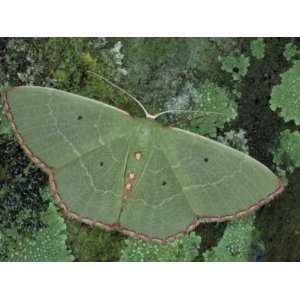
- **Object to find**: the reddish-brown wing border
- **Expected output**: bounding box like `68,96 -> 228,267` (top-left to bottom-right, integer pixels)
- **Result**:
1,87 -> 284,243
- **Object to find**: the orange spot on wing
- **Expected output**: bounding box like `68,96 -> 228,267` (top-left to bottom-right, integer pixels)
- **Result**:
134,151 -> 143,160
122,172 -> 136,199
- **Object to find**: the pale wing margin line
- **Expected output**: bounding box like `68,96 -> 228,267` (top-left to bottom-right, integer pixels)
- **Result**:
93,110 -> 105,146
170,127 -> 267,191
116,141 -> 131,223
54,132 -> 131,173
153,131 -> 196,215
167,136 -> 197,170
182,155 -> 247,191
132,193 -> 183,209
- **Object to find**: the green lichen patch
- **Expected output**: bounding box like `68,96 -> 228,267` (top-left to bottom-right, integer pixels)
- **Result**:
0,136 -> 48,233
203,214 -> 255,262
250,38 -> 265,60
0,103 -> 11,135
5,199 -> 73,262
66,219 -> 124,262
283,42 -> 300,62
183,80 -> 237,137
122,37 -> 239,115
277,130 -> 300,168
273,129 -> 300,185
270,60 -> 300,125
217,129 -> 249,153
120,232 -> 201,262
221,54 -> 250,81
0,84 -> 11,135
255,169 -> 300,261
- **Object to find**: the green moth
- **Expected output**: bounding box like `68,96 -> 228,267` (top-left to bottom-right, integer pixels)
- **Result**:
1,86 -> 283,243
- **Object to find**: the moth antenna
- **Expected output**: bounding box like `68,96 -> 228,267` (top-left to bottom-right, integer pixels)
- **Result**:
157,110 -> 226,127
153,109 -> 224,120
87,71 -> 151,118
